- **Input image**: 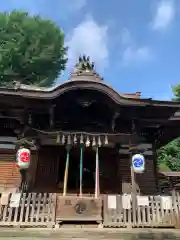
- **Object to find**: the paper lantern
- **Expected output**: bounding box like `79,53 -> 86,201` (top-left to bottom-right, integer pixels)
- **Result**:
16,148 -> 31,169
132,154 -> 145,173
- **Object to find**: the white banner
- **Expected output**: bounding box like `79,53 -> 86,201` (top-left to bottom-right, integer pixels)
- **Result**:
161,196 -> 172,210
137,196 -> 149,206
122,194 -> 131,209
10,193 -> 21,208
108,195 -> 117,209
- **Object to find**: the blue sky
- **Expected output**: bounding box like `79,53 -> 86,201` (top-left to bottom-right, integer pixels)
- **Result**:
0,0 -> 180,100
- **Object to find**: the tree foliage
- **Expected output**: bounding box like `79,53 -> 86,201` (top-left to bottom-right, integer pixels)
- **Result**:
0,11 -> 67,87
157,139 -> 180,171
172,84 -> 180,101
157,85 -> 180,172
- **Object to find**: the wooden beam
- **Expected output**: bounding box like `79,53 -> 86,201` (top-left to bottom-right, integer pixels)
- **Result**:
137,117 -> 180,124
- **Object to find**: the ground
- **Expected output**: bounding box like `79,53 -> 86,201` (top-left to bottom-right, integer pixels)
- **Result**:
0,228 -> 180,240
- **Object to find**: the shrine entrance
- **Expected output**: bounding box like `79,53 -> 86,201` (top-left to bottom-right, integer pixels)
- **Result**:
34,146 -> 94,193
33,143 -> 120,224
57,147 -> 96,194
33,144 -> 120,195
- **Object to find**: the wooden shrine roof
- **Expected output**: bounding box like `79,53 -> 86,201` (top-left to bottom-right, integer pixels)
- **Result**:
0,79 -> 179,109
0,55 -> 179,130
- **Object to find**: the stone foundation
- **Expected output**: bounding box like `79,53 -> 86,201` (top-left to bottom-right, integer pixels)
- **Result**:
0,229 -> 179,239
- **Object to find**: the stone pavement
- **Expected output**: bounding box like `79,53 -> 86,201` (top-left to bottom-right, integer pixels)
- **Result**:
0,228 -> 180,240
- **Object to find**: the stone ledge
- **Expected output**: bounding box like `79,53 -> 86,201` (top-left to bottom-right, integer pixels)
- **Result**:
0,228 -> 179,239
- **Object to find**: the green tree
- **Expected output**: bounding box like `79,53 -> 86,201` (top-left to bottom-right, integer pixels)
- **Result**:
172,84 -> 180,101
0,11 -> 67,87
157,84 -> 180,172
157,139 -> 180,171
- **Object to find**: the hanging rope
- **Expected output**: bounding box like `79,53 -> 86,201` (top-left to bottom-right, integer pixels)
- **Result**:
79,145 -> 83,196
95,147 -> 100,198
63,148 -> 70,196
30,126 -> 136,136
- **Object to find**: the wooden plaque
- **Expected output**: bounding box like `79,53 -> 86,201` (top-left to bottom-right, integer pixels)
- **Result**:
56,195 -> 102,223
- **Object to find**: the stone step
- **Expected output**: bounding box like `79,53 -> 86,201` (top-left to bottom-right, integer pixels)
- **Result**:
0,229 -> 179,240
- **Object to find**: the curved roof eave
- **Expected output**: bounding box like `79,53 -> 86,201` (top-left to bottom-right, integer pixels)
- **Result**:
0,79 -> 179,108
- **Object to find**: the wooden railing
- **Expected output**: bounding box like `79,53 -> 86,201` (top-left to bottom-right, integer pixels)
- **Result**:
0,193 -> 56,227
103,193 -> 180,228
1,192 -> 180,228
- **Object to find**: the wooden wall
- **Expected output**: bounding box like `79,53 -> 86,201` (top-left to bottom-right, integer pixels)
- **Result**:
119,157 -> 158,194
34,147 -> 60,192
119,144 -> 158,195
0,149 -> 39,192
99,148 -> 121,194
0,151 -> 20,191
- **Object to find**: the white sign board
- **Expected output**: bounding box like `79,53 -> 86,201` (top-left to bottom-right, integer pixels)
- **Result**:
132,154 -> 145,173
0,193 -> 10,205
161,196 -> 172,210
122,194 -> 131,209
10,193 -> 21,208
108,195 -> 117,209
137,196 -> 149,206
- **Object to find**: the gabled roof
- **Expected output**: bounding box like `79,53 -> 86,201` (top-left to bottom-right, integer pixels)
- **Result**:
0,55 -> 179,108
0,79 -> 179,108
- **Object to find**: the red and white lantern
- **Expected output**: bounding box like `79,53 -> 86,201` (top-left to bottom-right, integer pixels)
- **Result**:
16,148 -> 31,169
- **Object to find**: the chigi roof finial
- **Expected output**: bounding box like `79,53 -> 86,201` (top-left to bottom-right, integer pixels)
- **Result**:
69,54 -> 103,82
74,54 -> 95,73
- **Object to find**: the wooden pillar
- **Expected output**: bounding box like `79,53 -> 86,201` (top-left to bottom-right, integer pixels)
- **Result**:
79,144 -> 83,196
28,151 -> 39,191
49,105 -> 55,128
129,139 -> 138,225
63,147 -> 70,196
152,143 -> 160,193
129,141 -> 137,196
130,120 -> 137,195
129,120 -> 138,223
28,111 -> 32,125
95,146 -> 100,198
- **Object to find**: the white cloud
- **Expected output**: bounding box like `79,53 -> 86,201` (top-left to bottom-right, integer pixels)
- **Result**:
66,16 -> 109,71
122,46 -> 153,66
152,0 -> 175,31
121,29 -> 153,67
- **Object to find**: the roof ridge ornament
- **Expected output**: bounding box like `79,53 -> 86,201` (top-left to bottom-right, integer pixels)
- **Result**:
69,55 -> 104,81
75,55 -> 94,72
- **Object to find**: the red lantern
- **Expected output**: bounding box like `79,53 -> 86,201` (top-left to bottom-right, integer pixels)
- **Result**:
16,148 -> 31,169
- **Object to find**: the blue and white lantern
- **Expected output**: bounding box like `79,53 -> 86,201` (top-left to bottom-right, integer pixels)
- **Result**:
132,154 -> 145,173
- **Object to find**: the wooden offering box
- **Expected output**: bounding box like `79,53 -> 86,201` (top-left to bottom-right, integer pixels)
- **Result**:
56,195 -> 102,223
